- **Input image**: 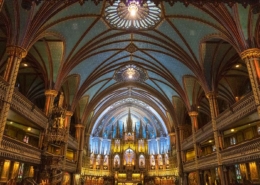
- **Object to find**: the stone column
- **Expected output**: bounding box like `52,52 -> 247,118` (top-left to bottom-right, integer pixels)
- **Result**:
38,90 -> 58,149
189,111 -> 200,184
240,48 -> 260,116
44,90 -> 58,116
62,111 -> 73,170
75,124 -> 85,173
206,92 -> 225,185
0,0 -> 4,11
0,46 -> 27,143
183,172 -> 189,185
175,127 -> 183,185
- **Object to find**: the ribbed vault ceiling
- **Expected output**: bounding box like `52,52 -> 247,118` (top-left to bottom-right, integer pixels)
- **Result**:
0,0 -> 258,134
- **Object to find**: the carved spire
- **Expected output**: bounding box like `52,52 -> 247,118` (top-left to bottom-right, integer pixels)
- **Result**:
116,121 -> 120,138
58,92 -> 64,108
126,108 -> 133,132
145,123 -> 149,139
139,120 -> 143,138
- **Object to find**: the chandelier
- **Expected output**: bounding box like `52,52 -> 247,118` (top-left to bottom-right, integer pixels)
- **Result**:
113,64 -> 148,82
125,68 -> 136,79
105,0 -> 161,29
128,1 -> 139,16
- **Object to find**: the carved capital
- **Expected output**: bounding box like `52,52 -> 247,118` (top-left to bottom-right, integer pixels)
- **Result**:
65,111 -> 73,117
45,89 -> 58,97
206,91 -> 217,99
240,48 -> 260,61
168,132 -> 175,136
75,124 -> 85,128
6,45 -> 27,58
188,111 -> 198,117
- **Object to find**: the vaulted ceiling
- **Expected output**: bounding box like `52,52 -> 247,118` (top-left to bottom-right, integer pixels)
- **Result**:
0,0 -> 259,134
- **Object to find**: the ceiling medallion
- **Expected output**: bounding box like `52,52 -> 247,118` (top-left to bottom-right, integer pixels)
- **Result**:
126,43 -> 138,53
104,0 -> 161,29
114,64 -> 148,82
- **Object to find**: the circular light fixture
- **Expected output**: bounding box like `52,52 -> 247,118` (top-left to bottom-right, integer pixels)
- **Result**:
105,0 -> 161,30
235,64 -> 240,68
128,1 -> 139,16
126,68 -> 135,79
114,64 -> 148,82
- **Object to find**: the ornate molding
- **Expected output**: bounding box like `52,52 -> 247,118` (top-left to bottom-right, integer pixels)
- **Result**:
113,64 -> 149,82
6,46 -> 27,58
188,111 -> 198,117
45,89 -> 58,97
240,48 -> 260,61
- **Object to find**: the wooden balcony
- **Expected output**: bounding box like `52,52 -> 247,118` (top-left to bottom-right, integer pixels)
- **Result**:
65,159 -> 77,172
221,136 -> 260,165
0,77 -> 48,129
182,92 -> 256,151
197,153 -> 217,169
183,159 -> 196,172
0,135 -> 41,164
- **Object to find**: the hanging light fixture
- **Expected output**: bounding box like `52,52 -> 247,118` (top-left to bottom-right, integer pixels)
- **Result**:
128,1 -> 139,16
126,67 -> 136,79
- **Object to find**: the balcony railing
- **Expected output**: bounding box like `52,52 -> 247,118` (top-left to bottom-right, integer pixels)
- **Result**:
197,153 -> 217,169
0,135 -> 41,164
182,92 -> 256,151
221,136 -> 260,165
0,77 -> 48,129
84,169 -> 112,176
65,159 -> 77,172
216,92 -> 256,130
183,159 -> 196,172
146,169 -> 178,176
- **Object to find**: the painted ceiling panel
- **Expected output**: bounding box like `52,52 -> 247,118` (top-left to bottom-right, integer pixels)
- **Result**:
215,45 -> 234,65
87,42 -> 130,56
171,18 -> 220,60
163,2 -> 221,26
131,51 -> 156,65
184,77 -> 196,106
96,30 -> 123,42
141,30 -> 171,44
224,4 -> 233,15
48,42 -> 63,82
98,51 -> 130,68
222,76 -> 249,97
88,71 -> 114,87
47,17 -> 96,59
18,6 -> 31,44
44,2 -> 102,25
78,96 -> 89,119
97,80 -> 117,95
84,80 -> 108,101
32,42 -> 50,78
144,79 -> 167,97
156,20 -> 191,58
134,41 -> 172,54
69,50 -> 118,86
62,75 -> 79,106
237,4 -> 250,40
172,96 -> 186,124
148,71 -> 173,88
69,20 -> 110,59
152,80 -> 178,101
94,34 -> 131,48
148,51 -> 194,86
